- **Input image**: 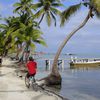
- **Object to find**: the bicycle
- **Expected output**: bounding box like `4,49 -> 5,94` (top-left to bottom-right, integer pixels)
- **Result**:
25,74 -> 38,91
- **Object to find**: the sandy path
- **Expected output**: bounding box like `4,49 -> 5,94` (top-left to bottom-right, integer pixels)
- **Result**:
0,59 -> 62,100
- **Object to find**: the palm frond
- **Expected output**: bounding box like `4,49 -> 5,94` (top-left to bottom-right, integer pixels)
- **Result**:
13,7 -> 22,13
38,13 -> 45,25
0,24 -> 8,29
51,7 -> 61,15
33,38 -> 47,46
46,12 -> 51,26
90,0 -> 100,13
31,3 -> 42,10
50,0 -> 61,3
13,3 -> 21,7
61,3 -> 81,26
90,0 -> 100,19
32,29 -> 43,35
37,39 -> 47,46
30,43 -> 36,49
34,8 -> 44,18
94,10 -> 100,18
50,11 -> 56,26
51,3 -> 64,7
19,23 -> 26,29
5,28 -> 14,39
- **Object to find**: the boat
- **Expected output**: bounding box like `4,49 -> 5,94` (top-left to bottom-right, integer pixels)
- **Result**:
70,58 -> 100,69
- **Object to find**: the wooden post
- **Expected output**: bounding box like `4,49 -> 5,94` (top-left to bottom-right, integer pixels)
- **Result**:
45,60 -> 48,70
48,60 -> 51,70
61,60 -> 64,70
57,59 -> 65,70
45,59 -> 51,70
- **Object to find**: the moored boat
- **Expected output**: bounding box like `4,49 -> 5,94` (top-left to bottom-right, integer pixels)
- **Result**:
70,58 -> 100,69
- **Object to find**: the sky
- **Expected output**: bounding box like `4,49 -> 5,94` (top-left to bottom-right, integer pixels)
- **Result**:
0,0 -> 100,57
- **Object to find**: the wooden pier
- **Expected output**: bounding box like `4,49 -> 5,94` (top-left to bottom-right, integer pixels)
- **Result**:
37,58 -> 67,70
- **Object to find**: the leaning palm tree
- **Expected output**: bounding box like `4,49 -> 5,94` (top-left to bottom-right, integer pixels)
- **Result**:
48,0 -> 100,85
32,0 -> 63,26
38,0 -> 100,86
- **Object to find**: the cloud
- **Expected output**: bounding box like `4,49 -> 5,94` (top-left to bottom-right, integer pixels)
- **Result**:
37,8 -> 100,57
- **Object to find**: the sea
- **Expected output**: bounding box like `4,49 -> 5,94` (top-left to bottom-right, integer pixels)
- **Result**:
34,54 -> 100,100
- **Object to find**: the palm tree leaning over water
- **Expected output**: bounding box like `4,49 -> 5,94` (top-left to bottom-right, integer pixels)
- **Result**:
46,0 -> 100,85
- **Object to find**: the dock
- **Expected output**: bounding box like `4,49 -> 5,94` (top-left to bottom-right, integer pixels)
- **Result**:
37,58 -> 67,70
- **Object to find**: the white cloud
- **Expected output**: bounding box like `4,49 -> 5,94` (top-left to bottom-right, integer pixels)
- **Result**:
37,8 -> 100,56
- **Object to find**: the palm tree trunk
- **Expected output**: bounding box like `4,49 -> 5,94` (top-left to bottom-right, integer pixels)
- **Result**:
16,44 -> 23,60
51,9 -> 92,76
15,44 -> 19,60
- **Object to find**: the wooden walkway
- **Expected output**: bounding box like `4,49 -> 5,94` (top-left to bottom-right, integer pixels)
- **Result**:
37,58 -> 68,70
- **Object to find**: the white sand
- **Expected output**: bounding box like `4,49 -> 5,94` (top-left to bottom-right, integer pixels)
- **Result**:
0,58 -> 62,100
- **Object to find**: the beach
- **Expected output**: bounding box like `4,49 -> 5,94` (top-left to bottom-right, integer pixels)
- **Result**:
0,58 -> 63,100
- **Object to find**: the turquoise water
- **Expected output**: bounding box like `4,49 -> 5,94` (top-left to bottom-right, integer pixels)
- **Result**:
35,54 -> 100,100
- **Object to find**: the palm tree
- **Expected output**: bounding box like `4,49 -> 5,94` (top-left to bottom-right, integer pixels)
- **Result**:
13,0 -> 47,61
32,0 -> 63,26
46,0 -> 100,85
13,0 -> 34,16
10,16 -> 46,61
0,13 -> 46,59
19,23 -> 46,62
37,0 -> 100,86
0,17 -> 15,56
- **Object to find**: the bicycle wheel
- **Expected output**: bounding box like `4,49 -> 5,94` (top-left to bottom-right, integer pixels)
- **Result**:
25,75 -> 30,88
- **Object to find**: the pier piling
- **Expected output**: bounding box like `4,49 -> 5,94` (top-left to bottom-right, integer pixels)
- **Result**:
45,59 -> 65,70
